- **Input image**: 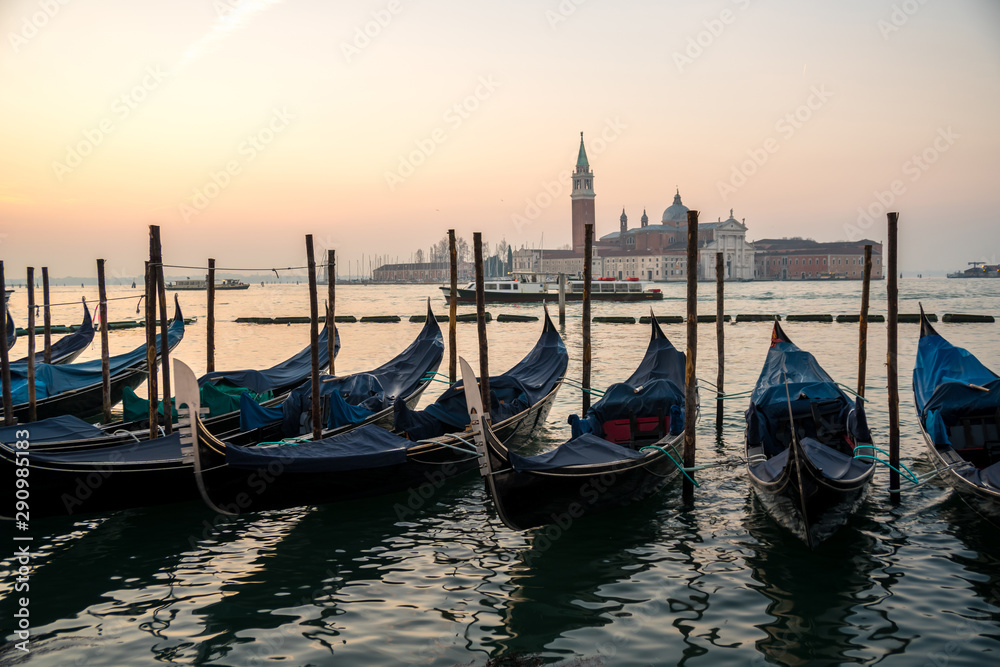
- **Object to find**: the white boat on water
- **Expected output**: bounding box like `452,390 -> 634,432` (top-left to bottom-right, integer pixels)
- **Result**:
166,278 -> 250,291
439,275 -> 662,303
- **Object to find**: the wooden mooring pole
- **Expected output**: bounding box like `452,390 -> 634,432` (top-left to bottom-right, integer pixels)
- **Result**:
144,260 -> 158,441
327,249 -> 336,376
887,213 -> 900,502
684,210 -> 699,505
582,224 -> 593,414
97,259 -> 111,423
26,267 -> 36,422
206,258 -> 216,373
306,235 -> 322,440
151,225 -> 171,435
448,229 -> 458,384
858,244 -> 873,397
473,232 -> 490,415
42,266 -> 51,363
0,262 -> 10,426
715,252 -> 724,428
558,273 -> 566,326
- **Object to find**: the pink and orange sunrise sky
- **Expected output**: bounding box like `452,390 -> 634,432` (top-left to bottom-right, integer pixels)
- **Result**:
2,0 -> 998,278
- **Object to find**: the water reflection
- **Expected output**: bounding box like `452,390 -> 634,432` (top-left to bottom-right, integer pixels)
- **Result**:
938,497 -> 1000,617
743,494 -> 906,666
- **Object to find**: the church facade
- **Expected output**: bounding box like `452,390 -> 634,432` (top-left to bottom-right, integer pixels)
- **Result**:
514,133 -> 872,284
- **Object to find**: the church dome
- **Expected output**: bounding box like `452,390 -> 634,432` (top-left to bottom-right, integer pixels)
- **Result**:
661,189 -> 689,224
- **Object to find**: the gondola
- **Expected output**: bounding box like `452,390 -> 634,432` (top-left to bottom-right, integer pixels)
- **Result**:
462,314 -> 692,530
0,311 -> 438,519
744,320 -> 875,548
225,301 -> 441,445
12,299 -> 95,366
913,306 -> 1000,521
183,308 -> 568,515
2,296 -> 185,423
10,321 -> 339,454
117,321 -> 340,440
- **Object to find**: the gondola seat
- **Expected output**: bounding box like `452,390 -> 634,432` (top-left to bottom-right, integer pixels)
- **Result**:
601,414 -> 668,446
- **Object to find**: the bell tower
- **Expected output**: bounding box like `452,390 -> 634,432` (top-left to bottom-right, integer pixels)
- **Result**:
571,132 -> 596,252
619,208 -> 628,248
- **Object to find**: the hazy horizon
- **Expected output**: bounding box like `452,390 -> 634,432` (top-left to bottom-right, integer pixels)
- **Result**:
2,0 -> 998,281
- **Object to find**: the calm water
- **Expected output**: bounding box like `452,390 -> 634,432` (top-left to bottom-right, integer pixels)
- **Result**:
2,279 -> 1000,666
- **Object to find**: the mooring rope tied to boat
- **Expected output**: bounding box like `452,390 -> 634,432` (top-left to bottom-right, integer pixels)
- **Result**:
699,377 -> 719,390
414,438 -> 478,456
836,382 -> 867,400
254,436 -> 313,446
639,444 -> 700,487
713,390 -> 753,401
109,429 -> 142,443
852,443 -> 920,483
560,378 -> 605,397
882,461 -> 970,490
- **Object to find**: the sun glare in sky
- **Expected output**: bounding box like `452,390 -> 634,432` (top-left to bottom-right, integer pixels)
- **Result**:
1,0 -> 998,276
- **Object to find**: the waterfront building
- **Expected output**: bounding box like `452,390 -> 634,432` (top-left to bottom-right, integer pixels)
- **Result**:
753,238 -> 883,280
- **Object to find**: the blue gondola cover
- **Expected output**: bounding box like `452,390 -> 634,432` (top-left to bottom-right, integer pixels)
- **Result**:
240,317 -> 443,435
199,325 -> 339,395
6,316 -> 184,405
509,433 -> 647,472
225,424 -> 410,473
0,414 -> 105,445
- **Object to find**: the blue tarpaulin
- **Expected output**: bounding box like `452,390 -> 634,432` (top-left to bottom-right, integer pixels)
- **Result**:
394,314 -> 567,440
914,330 -> 999,418
569,320 -> 686,439
18,432 -> 184,465
6,309 -> 184,406
0,414 -> 105,445
240,315 -> 443,435
914,326 -> 1000,446
745,325 -> 865,455
199,325 -> 339,395
226,424 -> 409,473
509,433 -> 647,472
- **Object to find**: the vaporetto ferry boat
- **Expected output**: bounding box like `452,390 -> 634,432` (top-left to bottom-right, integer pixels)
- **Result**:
166,278 -> 251,291
440,276 -> 662,303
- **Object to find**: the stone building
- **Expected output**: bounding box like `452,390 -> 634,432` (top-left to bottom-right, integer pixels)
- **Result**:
753,238 -> 883,280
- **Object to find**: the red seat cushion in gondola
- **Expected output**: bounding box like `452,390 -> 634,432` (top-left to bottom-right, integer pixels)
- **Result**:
601,416 -> 669,444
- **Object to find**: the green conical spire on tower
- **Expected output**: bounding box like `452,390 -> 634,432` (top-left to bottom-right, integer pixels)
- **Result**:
576,131 -> 589,167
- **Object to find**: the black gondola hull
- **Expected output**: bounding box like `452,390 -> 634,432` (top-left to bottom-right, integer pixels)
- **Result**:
484,445 -> 680,531
194,383 -> 558,514
917,421 -> 1000,523
1,448 -> 198,519
746,438 -> 872,546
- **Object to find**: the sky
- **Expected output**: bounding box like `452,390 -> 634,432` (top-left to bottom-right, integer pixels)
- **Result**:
1,0 -> 998,279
